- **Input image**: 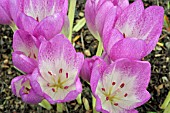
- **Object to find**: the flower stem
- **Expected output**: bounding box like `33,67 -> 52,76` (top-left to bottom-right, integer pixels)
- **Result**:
96,40 -> 103,56
57,103 -> 64,112
161,91 -> 170,109
92,94 -> 99,113
9,22 -> 18,32
39,99 -> 52,110
76,93 -> 82,105
164,103 -> 170,113
68,0 -> 77,42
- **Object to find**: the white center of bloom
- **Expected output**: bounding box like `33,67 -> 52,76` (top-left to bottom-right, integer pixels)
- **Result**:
38,57 -> 77,101
95,71 -> 140,112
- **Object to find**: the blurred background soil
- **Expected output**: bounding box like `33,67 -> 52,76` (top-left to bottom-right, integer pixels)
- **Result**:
0,0 -> 170,113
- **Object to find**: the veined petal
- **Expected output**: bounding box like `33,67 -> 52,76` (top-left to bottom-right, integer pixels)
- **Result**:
112,0 -> 129,10
0,0 -> 12,24
12,30 -> 38,59
11,73 -> 43,104
16,12 -> 38,34
85,0 -> 107,40
109,38 -> 147,60
37,35 -> 84,103
20,0 -> 68,21
95,1 -> 115,37
139,6 -> 164,55
11,75 -> 25,97
33,14 -> 64,40
20,86 -> 43,104
80,56 -> 102,82
12,51 -> 37,74
115,0 -> 144,37
92,58 -> 151,112
103,28 -> 124,55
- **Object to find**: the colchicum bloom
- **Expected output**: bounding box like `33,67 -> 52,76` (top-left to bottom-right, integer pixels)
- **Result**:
102,0 -> 164,60
90,58 -> 151,113
12,30 -> 39,74
0,0 -> 69,37
11,71 -> 43,104
80,56 -> 103,82
85,0 -> 129,40
31,35 -> 84,104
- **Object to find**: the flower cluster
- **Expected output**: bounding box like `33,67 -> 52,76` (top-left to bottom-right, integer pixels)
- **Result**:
0,0 -> 164,112
1,0 -> 84,104
81,0 -> 164,112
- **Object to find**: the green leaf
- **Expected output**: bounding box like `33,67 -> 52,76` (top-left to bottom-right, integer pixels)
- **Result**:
73,18 -> 86,32
39,99 -> 52,110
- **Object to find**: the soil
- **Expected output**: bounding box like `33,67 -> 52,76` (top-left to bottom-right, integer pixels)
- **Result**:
0,0 -> 170,113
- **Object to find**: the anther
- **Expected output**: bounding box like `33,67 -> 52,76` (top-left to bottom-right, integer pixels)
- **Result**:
114,103 -> 118,106
59,68 -> 63,73
101,88 -> 105,91
112,82 -> 116,86
66,73 -> 68,78
36,17 -> 39,22
106,97 -> 109,101
52,88 -> 55,92
47,83 -> 50,87
124,93 -> 128,97
33,54 -> 37,59
120,83 -> 125,88
48,71 -> 52,76
64,86 -> 69,89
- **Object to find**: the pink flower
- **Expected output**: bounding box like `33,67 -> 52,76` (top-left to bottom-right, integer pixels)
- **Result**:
85,0 -> 129,40
90,58 -> 151,113
11,70 -> 43,104
12,30 -> 39,74
0,0 -> 18,25
0,0 -> 69,37
103,0 -> 164,60
80,56 -> 103,82
31,35 -> 84,104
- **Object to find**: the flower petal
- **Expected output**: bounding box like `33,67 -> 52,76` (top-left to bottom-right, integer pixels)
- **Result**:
11,75 -> 25,97
33,14 -> 64,40
12,30 -> 39,57
85,0 -> 105,40
95,1 -> 115,38
20,0 -> 68,21
80,56 -> 102,82
16,12 -> 38,34
112,0 -> 129,10
12,51 -> 37,74
0,0 -> 12,24
103,28 -> 124,55
109,38 -> 147,60
20,86 -> 43,104
115,0 -> 144,37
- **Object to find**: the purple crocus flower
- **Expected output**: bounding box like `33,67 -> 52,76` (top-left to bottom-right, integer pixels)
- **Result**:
0,0 -> 69,37
85,0 -> 129,40
102,0 -> 164,60
11,70 -> 43,104
12,30 -> 39,74
90,58 -> 151,113
0,0 -> 18,25
31,35 -> 84,104
80,56 -> 103,82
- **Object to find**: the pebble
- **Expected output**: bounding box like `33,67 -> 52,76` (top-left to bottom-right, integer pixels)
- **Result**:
3,59 -> 8,64
79,12 -> 84,17
84,49 -> 91,57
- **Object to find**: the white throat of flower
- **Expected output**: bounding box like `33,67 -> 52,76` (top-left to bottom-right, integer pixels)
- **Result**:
95,71 -> 140,112
38,58 -> 77,101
